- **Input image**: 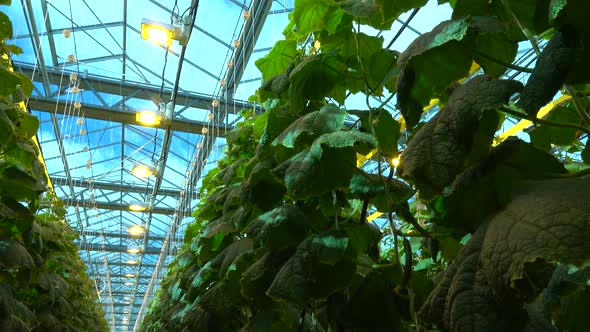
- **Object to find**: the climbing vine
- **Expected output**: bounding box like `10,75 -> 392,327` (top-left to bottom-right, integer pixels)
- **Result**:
0,2 -> 108,330
141,0 -> 590,331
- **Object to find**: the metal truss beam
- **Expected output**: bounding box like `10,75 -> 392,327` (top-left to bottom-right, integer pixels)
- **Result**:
78,243 -> 167,255
28,96 -> 227,136
64,199 -> 184,215
88,261 -> 158,269
13,21 -> 125,39
51,176 -> 197,198
82,230 -> 167,242
16,62 -> 252,114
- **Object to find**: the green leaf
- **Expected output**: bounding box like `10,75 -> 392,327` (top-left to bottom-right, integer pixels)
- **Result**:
242,159 -> 285,210
351,109 -> 401,156
293,0 -> 331,35
0,162 -> 46,201
398,75 -> 523,199
371,0 -> 428,30
0,10 -> 12,39
14,71 -> 33,97
0,108 -> 16,148
339,0 -> 378,18
253,111 -> 269,140
349,170 -> 413,212
240,303 -> 302,331
330,270 -> 402,331
266,231 -> 357,305
192,219 -> 236,264
0,66 -> 24,97
421,177 -> 590,330
529,103 -> 581,151
288,53 -> 345,101
0,239 -> 34,268
434,138 -> 567,234
4,44 -> 23,55
255,40 -> 298,82
3,105 -> 40,138
471,17 -> 519,78
323,6 -> 347,34
368,48 -> 399,94
275,130 -> 375,199
240,248 -> 294,301
272,104 -> 346,150
396,17 -> 474,128
342,222 -> 382,260
246,205 -> 307,250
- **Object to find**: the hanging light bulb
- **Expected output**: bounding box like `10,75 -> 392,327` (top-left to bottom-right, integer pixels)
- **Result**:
197,142 -> 203,149
69,73 -> 78,81
233,40 -> 241,48
67,54 -> 76,63
86,160 -> 92,169
201,127 -> 208,135
82,146 -> 89,152
76,117 -> 83,124
219,79 -> 226,87
242,10 -> 250,20
63,29 -> 72,38
207,112 -> 214,120
211,99 -> 219,108
70,86 -> 80,93
226,60 -> 233,68
74,102 -> 82,110
80,129 -> 86,135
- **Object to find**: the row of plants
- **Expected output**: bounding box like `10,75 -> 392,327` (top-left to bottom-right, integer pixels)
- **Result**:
0,2 -> 108,331
140,0 -> 590,331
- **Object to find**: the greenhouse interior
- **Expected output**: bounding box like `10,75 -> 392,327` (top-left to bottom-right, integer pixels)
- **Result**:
1,0 -> 589,331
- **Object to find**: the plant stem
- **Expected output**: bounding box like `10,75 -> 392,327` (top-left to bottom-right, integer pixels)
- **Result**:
473,50 -> 534,73
360,199 -> 370,224
499,106 -> 590,135
402,237 -> 412,288
565,85 -> 590,127
387,212 -> 400,266
501,0 -> 541,56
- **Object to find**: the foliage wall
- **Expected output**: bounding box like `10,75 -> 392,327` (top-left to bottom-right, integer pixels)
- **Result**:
0,2 -> 109,331
140,0 -> 590,331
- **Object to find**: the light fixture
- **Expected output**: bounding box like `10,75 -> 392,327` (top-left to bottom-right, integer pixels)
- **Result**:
131,163 -> 157,178
128,225 -> 145,236
391,157 -> 400,168
140,18 -> 174,46
135,110 -> 162,126
127,246 -> 141,254
126,260 -> 138,265
128,201 -> 147,212
124,273 -> 136,278
124,282 -> 134,286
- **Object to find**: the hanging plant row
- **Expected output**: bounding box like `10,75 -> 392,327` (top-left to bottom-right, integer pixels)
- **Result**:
0,3 -> 108,331
141,0 -> 590,331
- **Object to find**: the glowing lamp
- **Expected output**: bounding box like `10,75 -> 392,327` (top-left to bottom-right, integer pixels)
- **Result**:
127,246 -> 141,254
135,110 -> 162,126
131,163 -> 156,178
128,225 -> 145,237
140,18 -> 173,46
124,273 -> 136,278
126,260 -> 138,265
128,201 -> 147,212
391,157 -> 400,168
124,282 -> 134,286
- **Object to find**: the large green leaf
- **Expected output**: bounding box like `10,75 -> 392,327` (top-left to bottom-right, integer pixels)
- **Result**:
272,104 -> 346,150
421,177 -> 590,331
0,10 -> 12,39
529,103 -> 582,150
369,0 -> 428,30
0,108 -> 15,149
240,248 -> 295,301
3,105 -> 40,138
266,231 -> 357,305
471,16 -> 518,78
288,53 -> 345,101
434,138 -> 567,234
349,170 -> 413,212
350,109 -> 401,156
398,75 -> 523,199
246,205 -> 307,250
255,40 -> 298,81
0,239 -> 34,268
274,130 -> 375,200
240,303 -> 302,332
293,0 -> 331,35
192,218 -> 237,264
396,17 -> 474,128
0,163 -> 46,201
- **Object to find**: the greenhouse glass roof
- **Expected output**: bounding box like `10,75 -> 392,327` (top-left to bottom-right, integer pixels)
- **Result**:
5,0 -> 537,330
